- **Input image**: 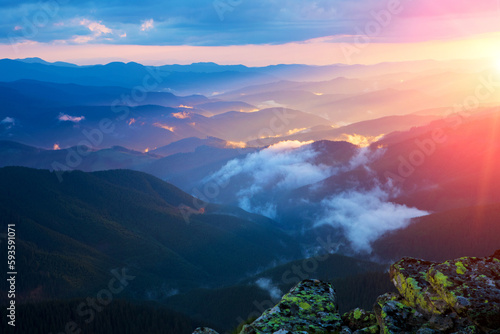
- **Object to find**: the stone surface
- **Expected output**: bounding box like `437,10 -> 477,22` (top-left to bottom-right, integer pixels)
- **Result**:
390,251 -> 500,333
223,250 -> 500,334
192,327 -> 220,334
240,279 -> 343,333
341,308 -> 378,332
373,292 -> 426,333
427,255 -> 500,331
391,257 -> 450,316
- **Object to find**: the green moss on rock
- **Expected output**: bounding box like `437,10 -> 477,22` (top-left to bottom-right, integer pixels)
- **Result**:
390,258 -> 449,316
226,250 -> 500,334
342,308 -> 377,331
240,279 -> 342,334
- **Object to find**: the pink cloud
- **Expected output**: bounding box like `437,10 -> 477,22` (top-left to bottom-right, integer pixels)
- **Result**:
58,113 -> 85,122
2,31 -> 500,67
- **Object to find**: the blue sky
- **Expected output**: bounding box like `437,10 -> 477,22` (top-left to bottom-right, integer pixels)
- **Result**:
1,0 -> 347,46
3,0 -> 498,46
1,0 -> 500,65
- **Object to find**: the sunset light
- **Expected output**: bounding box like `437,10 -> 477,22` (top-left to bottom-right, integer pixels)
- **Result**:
172,111 -> 191,119
153,122 -> 175,132
340,134 -> 385,148
2,0 -> 500,332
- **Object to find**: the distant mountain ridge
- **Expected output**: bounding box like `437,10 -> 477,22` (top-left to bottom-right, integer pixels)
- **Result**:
1,58 -> 491,96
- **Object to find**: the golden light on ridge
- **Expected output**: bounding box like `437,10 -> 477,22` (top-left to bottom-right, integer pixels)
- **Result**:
153,122 -> 175,132
172,111 -> 191,119
340,134 -> 385,147
225,141 -> 247,149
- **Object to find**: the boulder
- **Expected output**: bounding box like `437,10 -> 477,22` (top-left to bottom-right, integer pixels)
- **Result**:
390,250 -> 500,332
240,279 -> 343,333
427,255 -> 500,331
373,292 -> 426,333
194,250 -> 500,334
341,308 -> 378,333
390,257 -> 450,316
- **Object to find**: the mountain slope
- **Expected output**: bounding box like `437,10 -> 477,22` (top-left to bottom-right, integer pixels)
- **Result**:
0,167 -> 300,302
248,114 -> 440,146
372,109 -> 500,212
0,141 -> 160,172
372,203 -> 500,262
150,137 -> 230,156
164,253 -> 394,331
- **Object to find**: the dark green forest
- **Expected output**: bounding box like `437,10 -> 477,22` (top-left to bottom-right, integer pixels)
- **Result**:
0,300 -> 204,334
0,167 -> 396,333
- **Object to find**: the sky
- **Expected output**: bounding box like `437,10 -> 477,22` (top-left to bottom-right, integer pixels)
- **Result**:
1,0 -> 500,65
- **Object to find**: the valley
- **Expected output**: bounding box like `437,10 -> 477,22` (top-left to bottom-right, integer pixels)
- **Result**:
1,58 -> 500,333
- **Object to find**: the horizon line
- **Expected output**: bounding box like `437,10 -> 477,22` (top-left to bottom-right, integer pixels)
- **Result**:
0,56 -> 491,68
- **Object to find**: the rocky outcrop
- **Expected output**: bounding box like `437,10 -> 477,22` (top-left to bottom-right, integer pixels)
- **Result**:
240,279 -> 343,333
390,252 -> 500,333
390,258 -> 450,316
342,308 -> 378,333
193,251 -> 500,334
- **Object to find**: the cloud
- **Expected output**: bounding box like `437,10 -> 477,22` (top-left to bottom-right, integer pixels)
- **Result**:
58,113 -> 85,122
315,185 -> 428,253
1,117 -> 16,131
1,0 -> 499,47
206,140 -> 334,218
340,133 -> 385,148
71,35 -> 94,44
171,111 -> 191,119
1,117 -> 15,124
312,146 -> 427,253
153,122 -> 175,132
80,19 -> 112,35
141,19 -> 154,31
225,141 -> 247,149
1,0 -> 498,47
348,146 -> 386,170
1,117 -> 16,130
255,278 -> 282,301
207,142 -> 427,253
70,19 -> 113,44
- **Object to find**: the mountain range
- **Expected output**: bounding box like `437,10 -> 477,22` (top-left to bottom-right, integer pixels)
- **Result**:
1,57 -> 500,333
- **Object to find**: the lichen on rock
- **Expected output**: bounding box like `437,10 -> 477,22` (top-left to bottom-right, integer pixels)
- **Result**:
390,258 -> 450,316
240,279 -> 343,333
389,250 -> 500,333
199,250 -> 500,334
374,292 -> 427,333
342,308 -> 378,332
427,254 -> 500,331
